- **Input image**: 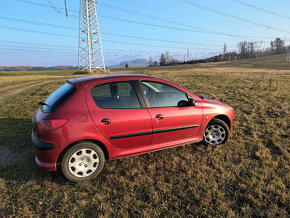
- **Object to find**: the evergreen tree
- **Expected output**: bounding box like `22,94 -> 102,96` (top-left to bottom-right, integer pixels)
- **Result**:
159,54 -> 166,66
273,38 -> 285,54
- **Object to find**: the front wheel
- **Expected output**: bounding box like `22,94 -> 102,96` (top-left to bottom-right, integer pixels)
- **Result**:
61,142 -> 105,182
203,118 -> 230,145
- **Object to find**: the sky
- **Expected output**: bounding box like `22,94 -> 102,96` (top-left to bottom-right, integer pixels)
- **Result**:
0,0 -> 289,67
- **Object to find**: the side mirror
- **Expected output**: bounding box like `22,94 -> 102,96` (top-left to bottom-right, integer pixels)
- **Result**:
188,98 -> 198,106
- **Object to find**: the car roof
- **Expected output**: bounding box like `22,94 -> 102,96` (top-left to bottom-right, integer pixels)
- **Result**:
67,74 -> 159,86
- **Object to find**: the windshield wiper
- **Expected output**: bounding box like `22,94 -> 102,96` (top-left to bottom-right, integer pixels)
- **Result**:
39,101 -> 49,107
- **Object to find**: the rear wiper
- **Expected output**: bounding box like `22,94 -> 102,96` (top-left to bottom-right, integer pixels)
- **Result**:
197,95 -> 205,99
39,101 -> 49,107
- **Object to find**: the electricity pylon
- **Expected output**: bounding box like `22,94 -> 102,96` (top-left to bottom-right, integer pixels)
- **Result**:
78,0 -> 105,72
286,47 -> 290,62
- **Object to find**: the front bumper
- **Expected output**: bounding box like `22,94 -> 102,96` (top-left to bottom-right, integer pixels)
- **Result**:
31,130 -> 57,171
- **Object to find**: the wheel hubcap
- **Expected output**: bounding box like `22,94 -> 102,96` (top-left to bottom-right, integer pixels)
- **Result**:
68,149 -> 99,178
204,125 -> 226,145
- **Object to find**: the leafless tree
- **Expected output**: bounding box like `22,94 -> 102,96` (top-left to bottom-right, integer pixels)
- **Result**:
148,56 -> 153,67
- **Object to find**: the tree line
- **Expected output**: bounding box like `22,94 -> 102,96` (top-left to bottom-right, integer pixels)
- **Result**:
148,37 -> 290,67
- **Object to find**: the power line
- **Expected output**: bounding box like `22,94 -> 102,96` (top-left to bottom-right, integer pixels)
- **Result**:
0,40 -> 171,51
98,2 -> 289,38
100,15 -> 231,38
0,44 -> 76,52
0,43 -> 220,55
0,25 -> 75,38
2,10 -> 268,40
0,16 -> 76,31
0,39 -> 210,53
0,47 -> 76,55
2,11 -> 227,39
14,0 -> 76,13
0,13 -> 279,48
0,17 -> 233,47
231,0 -> 290,20
18,0 -> 216,34
98,2 -> 244,37
0,40 -> 78,48
98,15 -> 275,40
0,39 -> 227,52
178,0 -> 290,34
13,0 -> 278,39
47,0 -> 62,14
106,0 -> 241,25
106,59 -> 120,65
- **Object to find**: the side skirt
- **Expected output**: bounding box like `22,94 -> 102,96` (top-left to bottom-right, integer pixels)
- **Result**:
111,134 -> 203,159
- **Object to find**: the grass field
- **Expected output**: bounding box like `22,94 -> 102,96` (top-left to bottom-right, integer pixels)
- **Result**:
0,56 -> 289,216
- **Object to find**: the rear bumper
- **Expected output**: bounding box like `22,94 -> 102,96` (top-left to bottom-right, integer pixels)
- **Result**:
35,156 -> 56,171
31,131 -> 57,171
31,131 -> 56,151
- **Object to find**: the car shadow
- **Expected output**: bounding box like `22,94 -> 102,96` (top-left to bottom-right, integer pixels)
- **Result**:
0,118 -> 212,184
0,118 -> 69,184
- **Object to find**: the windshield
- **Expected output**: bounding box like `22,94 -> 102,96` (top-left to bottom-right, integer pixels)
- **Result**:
42,83 -> 76,113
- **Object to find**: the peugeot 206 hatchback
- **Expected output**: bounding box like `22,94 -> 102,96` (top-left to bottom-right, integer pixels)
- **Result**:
32,74 -> 234,182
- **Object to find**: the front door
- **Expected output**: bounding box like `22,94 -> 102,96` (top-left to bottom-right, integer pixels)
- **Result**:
87,81 -> 152,149
139,81 -> 202,145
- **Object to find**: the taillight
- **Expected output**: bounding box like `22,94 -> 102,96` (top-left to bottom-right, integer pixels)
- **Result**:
37,119 -> 68,132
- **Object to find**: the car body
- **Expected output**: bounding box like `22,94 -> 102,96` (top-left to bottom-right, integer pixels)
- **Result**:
32,74 -> 234,181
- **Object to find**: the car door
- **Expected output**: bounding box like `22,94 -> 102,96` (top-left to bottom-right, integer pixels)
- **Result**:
139,80 -> 203,145
86,80 -> 153,149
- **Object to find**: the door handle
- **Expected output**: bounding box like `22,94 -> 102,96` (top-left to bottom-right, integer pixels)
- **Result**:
101,118 -> 111,124
156,114 -> 163,119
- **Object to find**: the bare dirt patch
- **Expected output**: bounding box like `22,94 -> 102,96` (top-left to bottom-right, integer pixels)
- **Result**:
0,80 -> 56,104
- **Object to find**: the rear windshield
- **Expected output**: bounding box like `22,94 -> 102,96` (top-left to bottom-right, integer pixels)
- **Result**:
42,83 -> 76,113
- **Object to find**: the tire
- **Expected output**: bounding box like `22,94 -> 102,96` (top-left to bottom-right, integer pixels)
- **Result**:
203,118 -> 230,145
61,142 -> 105,182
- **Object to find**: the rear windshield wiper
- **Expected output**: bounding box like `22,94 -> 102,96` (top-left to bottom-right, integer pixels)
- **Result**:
197,95 -> 205,99
39,101 -> 50,107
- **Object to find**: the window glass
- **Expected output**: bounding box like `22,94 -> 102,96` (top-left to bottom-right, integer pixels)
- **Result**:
140,81 -> 188,107
42,83 -> 76,113
91,82 -> 141,109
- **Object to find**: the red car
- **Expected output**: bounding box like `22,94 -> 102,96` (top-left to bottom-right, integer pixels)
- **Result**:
32,74 -> 234,182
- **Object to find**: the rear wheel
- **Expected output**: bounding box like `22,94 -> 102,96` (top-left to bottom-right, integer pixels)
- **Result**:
61,142 -> 105,182
203,118 -> 229,145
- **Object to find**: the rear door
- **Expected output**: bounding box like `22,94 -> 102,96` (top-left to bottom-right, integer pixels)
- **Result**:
86,80 -> 153,149
139,81 -> 203,145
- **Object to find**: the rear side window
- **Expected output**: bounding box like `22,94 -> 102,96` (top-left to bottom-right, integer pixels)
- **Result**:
42,83 -> 76,113
91,81 -> 141,109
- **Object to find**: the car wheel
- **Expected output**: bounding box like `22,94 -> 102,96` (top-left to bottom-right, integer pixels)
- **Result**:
61,142 -> 105,182
203,118 -> 230,145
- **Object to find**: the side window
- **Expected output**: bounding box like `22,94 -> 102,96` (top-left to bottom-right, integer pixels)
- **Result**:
91,82 -> 141,109
140,81 -> 188,108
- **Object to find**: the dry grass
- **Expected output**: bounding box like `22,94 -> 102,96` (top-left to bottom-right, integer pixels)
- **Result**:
0,60 -> 289,216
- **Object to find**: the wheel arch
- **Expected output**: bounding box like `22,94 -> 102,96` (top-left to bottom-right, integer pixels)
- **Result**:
57,139 -> 109,166
212,114 -> 231,129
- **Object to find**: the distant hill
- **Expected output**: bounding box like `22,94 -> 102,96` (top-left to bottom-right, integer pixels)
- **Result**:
109,58 -> 148,68
0,66 -> 77,71
0,58 -> 149,71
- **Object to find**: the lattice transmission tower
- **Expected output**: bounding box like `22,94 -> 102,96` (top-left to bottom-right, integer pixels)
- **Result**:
78,0 -> 105,72
286,47 -> 290,63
